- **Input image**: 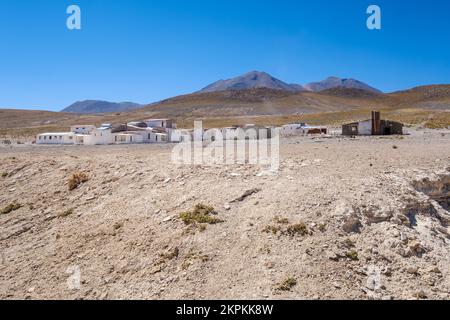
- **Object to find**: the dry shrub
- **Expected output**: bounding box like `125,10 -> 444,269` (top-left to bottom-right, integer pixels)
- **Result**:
58,208 -> 74,218
286,223 -> 309,236
68,172 -> 89,191
179,204 -> 224,225
1,203 -> 21,215
276,277 -> 297,291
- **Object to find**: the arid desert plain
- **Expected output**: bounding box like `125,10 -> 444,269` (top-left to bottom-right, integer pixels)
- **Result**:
0,127 -> 449,300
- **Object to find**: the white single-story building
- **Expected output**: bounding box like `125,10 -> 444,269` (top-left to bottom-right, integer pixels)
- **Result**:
37,132 -> 75,145
281,123 -> 327,136
114,132 -> 144,144
281,123 -> 306,136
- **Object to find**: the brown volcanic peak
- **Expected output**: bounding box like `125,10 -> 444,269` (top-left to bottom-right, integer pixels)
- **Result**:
157,87 -> 298,105
199,71 -> 305,93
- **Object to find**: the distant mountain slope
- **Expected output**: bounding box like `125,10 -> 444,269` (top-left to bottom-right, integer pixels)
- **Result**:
319,87 -> 383,98
304,77 -> 382,94
386,85 -> 450,110
61,100 -> 142,114
1,85 -> 449,136
199,71 -> 305,93
142,87 -> 384,118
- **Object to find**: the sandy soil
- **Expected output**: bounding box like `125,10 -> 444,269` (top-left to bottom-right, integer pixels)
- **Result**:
0,128 -> 449,300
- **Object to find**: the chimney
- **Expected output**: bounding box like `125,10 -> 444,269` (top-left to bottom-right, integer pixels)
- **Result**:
371,111 -> 381,135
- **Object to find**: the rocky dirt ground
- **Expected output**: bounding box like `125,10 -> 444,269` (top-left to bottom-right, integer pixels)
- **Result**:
0,128 -> 449,300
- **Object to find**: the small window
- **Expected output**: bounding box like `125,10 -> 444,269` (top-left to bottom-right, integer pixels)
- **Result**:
49,136 -> 52,140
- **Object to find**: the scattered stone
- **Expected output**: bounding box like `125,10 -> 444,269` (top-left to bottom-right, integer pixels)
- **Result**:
363,206 -> 393,224
232,188 -> 261,202
406,266 -> 419,275
408,241 -> 427,258
342,217 -> 363,234
326,251 -> 340,261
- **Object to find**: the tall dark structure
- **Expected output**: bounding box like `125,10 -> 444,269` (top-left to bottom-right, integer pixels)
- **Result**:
371,111 -> 382,135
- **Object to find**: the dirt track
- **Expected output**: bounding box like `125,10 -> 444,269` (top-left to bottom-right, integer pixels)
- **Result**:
0,128 -> 449,300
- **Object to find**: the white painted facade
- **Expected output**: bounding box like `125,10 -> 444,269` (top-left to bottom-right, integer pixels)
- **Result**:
114,132 -> 144,144
281,123 -> 306,136
82,128 -> 116,145
37,133 -> 75,145
281,123 -> 327,136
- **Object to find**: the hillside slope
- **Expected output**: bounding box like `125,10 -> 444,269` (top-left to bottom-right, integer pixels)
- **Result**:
1,85 -> 449,137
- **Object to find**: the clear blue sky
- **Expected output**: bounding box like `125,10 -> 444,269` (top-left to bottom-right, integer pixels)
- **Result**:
1,0 -> 450,111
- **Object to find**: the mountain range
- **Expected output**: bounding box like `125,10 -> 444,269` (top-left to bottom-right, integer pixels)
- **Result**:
61,100 -> 143,114
199,71 -> 382,95
60,71 -> 382,114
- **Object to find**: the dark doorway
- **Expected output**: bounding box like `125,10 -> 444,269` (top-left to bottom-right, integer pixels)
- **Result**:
384,127 -> 391,135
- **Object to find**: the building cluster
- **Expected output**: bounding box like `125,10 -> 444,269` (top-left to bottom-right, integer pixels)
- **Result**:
36,112 -> 404,145
36,119 -> 181,145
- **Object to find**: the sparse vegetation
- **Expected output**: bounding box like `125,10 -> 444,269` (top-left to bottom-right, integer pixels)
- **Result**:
58,208 -> 74,218
154,247 -> 180,267
318,223 -> 327,232
274,216 -> 290,224
263,219 -> 309,237
286,223 -> 309,236
343,238 -> 356,248
346,250 -> 359,261
179,203 -> 224,227
68,172 -> 89,191
1,172 -> 8,178
262,225 -> 281,235
276,277 -> 297,292
1,203 -> 21,215
160,247 -> 179,261
181,250 -> 209,270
